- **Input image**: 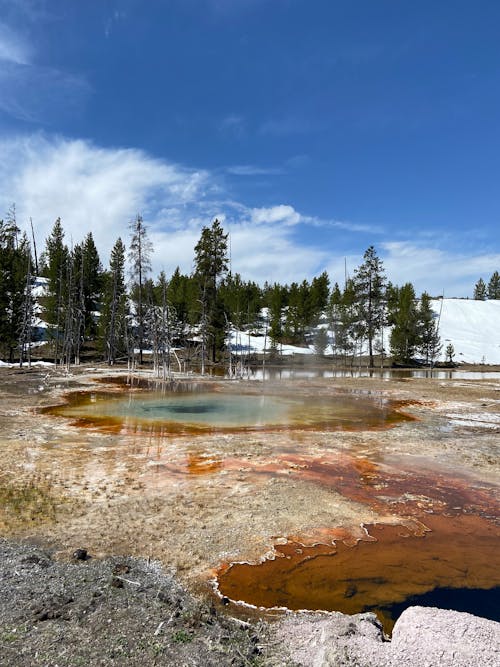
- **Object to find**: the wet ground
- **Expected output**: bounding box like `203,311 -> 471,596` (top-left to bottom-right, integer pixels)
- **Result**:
0,365 -> 499,631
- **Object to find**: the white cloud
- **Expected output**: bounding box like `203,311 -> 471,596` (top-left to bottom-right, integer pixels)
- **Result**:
0,21 -> 31,64
250,204 -> 302,226
0,134 -> 211,263
381,242 -> 500,298
230,222 -> 326,284
0,133 -> 324,283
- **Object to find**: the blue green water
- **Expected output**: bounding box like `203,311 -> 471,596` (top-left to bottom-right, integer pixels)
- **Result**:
100,393 -> 291,427
53,384 -> 408,433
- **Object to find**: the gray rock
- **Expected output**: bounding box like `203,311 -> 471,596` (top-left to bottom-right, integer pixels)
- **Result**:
274,606 -> 500,667
388,606 -> 500,667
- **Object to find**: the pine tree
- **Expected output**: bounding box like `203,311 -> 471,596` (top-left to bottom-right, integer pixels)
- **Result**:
0,213 -> 32,362
266,283 -> 286,349
385,282 -> 400,326
473,278 -> 487,300
60,245 -> 79,368
487,271 -> 500,299
129,215 -> 153,364
167,267 -> 198,331
193,219 -> 229,365
284,282 -> 302,343
100,238 -> 128,364
219,273 -> 262,329
389,283 -> 420,364
445,343 -> 455,364
40,218 -> 70,362
353,246 -> 386,367
335,279 -> 358,365
81,232 -> 103,338
309,271 -> 330,324
418,292 -> 441,365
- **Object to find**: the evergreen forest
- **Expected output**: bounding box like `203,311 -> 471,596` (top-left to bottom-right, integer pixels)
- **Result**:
1,208 -> 499,373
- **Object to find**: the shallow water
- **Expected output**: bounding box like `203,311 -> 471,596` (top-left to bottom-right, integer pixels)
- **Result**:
248,367 -> 500,381
217,513 -> 500,632
46,384 -> 411,434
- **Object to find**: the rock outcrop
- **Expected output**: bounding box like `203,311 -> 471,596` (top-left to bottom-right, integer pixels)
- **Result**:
275,606 -> 500,666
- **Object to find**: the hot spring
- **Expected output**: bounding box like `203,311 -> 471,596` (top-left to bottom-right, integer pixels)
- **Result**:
40,377 -> 499,632
45,381 -> 411,434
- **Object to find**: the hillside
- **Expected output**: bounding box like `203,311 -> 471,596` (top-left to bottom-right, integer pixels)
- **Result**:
432,299 -> 500,364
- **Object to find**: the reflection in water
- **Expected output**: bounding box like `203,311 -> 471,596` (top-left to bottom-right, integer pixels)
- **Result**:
248,367 -> 500,381
217,514 -> 500,633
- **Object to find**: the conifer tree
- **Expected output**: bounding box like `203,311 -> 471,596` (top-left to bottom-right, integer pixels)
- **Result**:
310,271 -> 330,323
100,238 -> 128,364
41,218 -> 69,362
313,327 -> 329,356
488,271 -> 500,299
81,232 -> 103,337
193,219 -> 229,365
389,283 -> 420,364
284,282 -> 302,342
335,278 -> 358,365
167,267 -> 198,331
445,342 -> 455,364
0,213 -> 32,362
219,273 -> 262,329
418,292 -> 441,365
267,283 -> 286,349
353,246 -> 386,367
385,282 -> 400,326
473,278 -> 487,300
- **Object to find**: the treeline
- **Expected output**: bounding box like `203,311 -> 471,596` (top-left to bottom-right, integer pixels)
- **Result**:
1,210 -> 494,371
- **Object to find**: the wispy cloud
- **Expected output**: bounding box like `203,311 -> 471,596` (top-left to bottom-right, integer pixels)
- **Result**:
226,164 -> 284,176
0,19 -> 90,124
0,134 -> 211,260
0,21 -> 32,64
219,114 -> 247,137
259,116 -> 320,137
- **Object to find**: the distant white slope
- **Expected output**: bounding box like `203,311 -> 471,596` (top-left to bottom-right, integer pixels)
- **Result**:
432,299 -> 500,364
229,331 -> 313,357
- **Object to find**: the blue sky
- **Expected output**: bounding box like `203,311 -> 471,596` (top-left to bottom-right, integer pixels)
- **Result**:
1,0 -> 499,296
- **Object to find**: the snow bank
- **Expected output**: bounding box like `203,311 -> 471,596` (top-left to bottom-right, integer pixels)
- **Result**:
432,299 -> 500,364
229,331 -> 313,356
